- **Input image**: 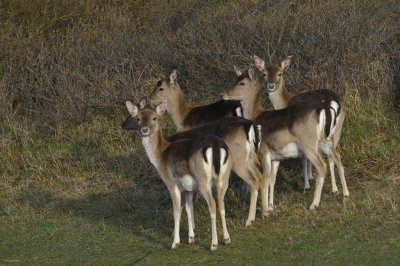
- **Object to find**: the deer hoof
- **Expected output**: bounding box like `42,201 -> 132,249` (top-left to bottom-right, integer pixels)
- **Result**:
224,237 -> 231,245
171,242 -> 180,250
245,219 -> 254,227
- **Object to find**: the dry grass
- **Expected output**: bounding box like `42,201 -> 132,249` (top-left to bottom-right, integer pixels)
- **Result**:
1,0 -> 399,127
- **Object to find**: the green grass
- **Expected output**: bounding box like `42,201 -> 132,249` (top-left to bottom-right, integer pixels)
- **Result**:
0,174 -> 399,265
1,112 -> 399,265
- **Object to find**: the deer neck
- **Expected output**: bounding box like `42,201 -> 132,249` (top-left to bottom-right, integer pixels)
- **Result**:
268,81 -> 294,110
141,129 -> 169,168
242,82 -> 265,120
167,88 -> 192,130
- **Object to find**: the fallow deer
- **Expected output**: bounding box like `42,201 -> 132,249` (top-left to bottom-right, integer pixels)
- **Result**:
148,70 -> 243,131
223,68 -> 339,211
253,56 -> 349,197
124,97 -> 263,226
125,100 -> 232,251
146,72 -> 265,226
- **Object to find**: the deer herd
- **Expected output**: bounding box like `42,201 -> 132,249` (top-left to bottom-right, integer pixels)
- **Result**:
122,56 -> 349,251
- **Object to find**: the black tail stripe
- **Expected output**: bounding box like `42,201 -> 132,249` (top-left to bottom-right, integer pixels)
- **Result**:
330,106 -> 338,126
243,123 -> 251,142
324,107 -> 332,137
213,145 -> 221,176
223,147 -> 229,165
202,148 -> 209,164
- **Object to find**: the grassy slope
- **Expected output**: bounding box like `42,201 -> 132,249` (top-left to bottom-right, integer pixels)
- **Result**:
1,109 -> 399,265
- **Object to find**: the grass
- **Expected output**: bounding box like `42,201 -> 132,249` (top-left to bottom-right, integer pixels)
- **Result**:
0,109 -> 399,265
1,182 -> 399,265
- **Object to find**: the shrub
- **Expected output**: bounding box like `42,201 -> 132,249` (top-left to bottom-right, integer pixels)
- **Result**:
0,0 -> 399,130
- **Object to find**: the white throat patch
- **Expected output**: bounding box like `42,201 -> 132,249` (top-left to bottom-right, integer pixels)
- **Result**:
142,136 -> 158,167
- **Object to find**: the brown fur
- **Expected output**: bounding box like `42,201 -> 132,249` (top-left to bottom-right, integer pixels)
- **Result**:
148,71 -> 242,130
223,67 -> 331,211
254,56 -> 349,196
148,71 -> 263,226
125,102 -> 233,251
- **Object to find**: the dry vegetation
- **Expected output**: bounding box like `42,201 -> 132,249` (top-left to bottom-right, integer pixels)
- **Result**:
0,0 -> 399,264
1,0 -> 399,126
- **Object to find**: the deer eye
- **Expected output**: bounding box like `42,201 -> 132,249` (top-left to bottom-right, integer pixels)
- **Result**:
239,82 -> 245,86
158,87 -> 164,91
278,73 -> 282,77
152,117 -> 156,121
137,118 -> 141,122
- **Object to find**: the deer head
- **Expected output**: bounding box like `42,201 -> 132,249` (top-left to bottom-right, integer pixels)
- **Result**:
254,55 -> 291,93
125,97 -> 167,136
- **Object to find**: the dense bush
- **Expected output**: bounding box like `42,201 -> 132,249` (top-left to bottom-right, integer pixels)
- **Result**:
0,0 -> 399,131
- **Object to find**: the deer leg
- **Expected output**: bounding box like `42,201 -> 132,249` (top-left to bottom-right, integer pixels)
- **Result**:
233,166 -> 259,226
268,160 -> 280,211
331,111 -> 348,196
170,185 -> 182,249
246,183 -> 258,227
307,158 -> 313,180
331,149 -> 349,197
184,191 -> 195,244
199,186 -> 218,251
303,157 -> 311,191
260,153 -> 272,216
217,179 -> 231,245
328,157 -> 339,193
303,150 -> 327,210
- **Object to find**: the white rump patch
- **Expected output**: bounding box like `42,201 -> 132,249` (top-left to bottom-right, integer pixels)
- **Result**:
220,148 -> 227,165
329,100 -> 339,137
329,108 -> 336,138
235,107 -> 242,117
318,109 -> 326,138
204,147 -> 213,179
248,125 -> 255,145
178,175 -> 197,191
205,147 -> 213,164
246,125 -> 255,160
219,148 -> 229,181
330,101 -> 339,114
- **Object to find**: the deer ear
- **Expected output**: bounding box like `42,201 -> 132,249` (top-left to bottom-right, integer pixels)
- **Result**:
281,56 -> 292,70
248,68 -> 255,80
126,101 -> 139,116
156,101 -> 167,116
139,96 -> 148,109
234,66 -> 242,76
253,55 -> 265,71
169,70 -> 177,84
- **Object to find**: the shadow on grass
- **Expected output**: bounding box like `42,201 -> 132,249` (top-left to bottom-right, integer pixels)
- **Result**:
14,131 -> 317,251
16,182 -> 172,249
